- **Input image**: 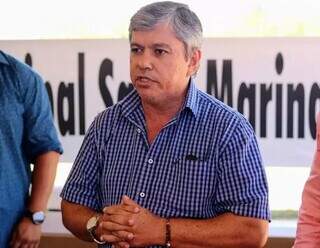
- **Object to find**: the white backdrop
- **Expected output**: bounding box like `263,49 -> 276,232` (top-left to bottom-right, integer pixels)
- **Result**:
1,38 -> 319,166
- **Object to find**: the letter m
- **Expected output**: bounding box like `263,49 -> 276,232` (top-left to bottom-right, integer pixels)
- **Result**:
206,60 -> 233,107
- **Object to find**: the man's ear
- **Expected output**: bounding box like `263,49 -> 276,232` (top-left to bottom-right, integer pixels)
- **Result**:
187,49 -> 202,76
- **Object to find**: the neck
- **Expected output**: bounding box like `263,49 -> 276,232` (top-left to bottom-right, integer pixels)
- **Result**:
142,96 -> 186,144
142,92 -> 187,124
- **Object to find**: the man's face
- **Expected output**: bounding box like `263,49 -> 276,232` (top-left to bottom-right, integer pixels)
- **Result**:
130,22 -> 199,106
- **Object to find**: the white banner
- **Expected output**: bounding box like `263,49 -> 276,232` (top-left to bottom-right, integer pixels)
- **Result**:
1,38 -> 319,167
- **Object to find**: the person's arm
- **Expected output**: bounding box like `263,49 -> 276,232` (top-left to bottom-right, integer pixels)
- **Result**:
61,199 -> 134,247
10,151 -> 60,248
61,199 -> 99,241
170,213 -> 268,248
294,113 -> 320,247
28,151 -> 60,211
101,196 -> 268,248
295,170 -> 320,247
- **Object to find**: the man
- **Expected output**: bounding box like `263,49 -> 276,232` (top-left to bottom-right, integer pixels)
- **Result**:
0,51 -> 63,248
294,113 -> 320,247
61,2 -> 270,247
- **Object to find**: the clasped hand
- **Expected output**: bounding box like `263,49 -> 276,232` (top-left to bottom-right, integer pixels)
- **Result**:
96,195 -> 164,248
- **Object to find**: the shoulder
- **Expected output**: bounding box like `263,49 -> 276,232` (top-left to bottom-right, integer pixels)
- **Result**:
194,89 -> 256,153
197,89 -> 251,130
0,51 -> 44,92
93,89 -> 138,129
89,102 -> 123,138
95,102 -> 122,125
84,102 -> 125,149
2,52 -> 40,79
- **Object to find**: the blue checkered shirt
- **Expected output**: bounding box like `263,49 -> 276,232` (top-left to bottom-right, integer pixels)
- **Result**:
61,80 -> 270,247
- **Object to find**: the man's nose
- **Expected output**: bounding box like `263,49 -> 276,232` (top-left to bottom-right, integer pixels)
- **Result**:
137,52 -> 153,71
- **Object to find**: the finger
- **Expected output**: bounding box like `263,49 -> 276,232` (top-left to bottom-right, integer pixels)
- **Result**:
100,221 -> 130,232
100,212 -> 130,224
23,241 -> 36,248
112,230 -> 134,241
21,243 -> 29,248
100,233 -> 122,243
9,232 -> 17,247
121,196 -> 139,209
103,205 -> 139,215
19,238 -> 34,248
121,195 -> 134,205
26,240 -> 37,248
103,205 -> 126,215
106,213 -> 134,226
29,242 -> 38,248
115,241 -> 130,248
33,241 -> 40,248
11,240 -> 21,248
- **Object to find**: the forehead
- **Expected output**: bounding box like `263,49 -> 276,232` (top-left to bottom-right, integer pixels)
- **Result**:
130,23 -> 184,48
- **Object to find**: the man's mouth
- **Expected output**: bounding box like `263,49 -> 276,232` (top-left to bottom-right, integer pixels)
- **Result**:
136,76 -> 156,83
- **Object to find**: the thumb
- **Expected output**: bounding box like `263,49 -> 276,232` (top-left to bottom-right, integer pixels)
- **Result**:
121,195 -> 139,207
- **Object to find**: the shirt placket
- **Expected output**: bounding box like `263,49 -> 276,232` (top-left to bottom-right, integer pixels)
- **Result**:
131,127 -> 159,206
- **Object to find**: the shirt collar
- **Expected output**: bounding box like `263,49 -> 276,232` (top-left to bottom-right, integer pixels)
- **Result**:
183,78 -> 199,118
119,88 -> 141,118
0,51 -> 9,65
119,77 -> 200,118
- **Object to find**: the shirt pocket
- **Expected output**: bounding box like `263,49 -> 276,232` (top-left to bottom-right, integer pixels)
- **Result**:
168,153 -> 214,217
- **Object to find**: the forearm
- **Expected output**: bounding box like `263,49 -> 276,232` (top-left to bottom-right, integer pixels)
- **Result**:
296,173 -> 320,245
28,151 -> 60,211
101,199 -> 268,248
170,213 -> 268,248
61,200 -> 99,241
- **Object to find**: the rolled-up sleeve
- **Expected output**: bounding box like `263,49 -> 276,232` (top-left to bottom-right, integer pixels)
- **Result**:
20,69 -> 63,161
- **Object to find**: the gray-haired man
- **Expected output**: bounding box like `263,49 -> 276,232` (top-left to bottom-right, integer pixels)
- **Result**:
61,1 -> 270,247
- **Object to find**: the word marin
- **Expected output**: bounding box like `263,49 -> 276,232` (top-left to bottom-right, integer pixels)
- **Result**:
207,53 -> 320,139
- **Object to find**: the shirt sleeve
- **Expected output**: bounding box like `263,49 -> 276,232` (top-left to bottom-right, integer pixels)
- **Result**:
295,113 -> 320,247
60,120 -> 102,211
19,66 -> 63,162
214,117 -> 270,220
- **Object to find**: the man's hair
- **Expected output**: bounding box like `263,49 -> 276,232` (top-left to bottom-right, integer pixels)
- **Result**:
129,1 -> 203,58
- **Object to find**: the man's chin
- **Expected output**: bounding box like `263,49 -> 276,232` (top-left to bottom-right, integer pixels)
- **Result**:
136,86 -> 154,96
139,92 -> 158,105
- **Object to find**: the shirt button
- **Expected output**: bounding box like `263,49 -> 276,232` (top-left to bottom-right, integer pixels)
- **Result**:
136,128 -> 141,134
148,158 -> 153,164
139,192 -> 146,198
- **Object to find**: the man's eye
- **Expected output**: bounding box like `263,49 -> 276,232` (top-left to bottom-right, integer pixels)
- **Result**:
155,49 -> 167,55
131,47 -> 142,53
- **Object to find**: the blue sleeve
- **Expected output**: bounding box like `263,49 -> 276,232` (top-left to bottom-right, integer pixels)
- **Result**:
18,65 -> 63,162
60,120 -> 102,211
214,118 -> 270,221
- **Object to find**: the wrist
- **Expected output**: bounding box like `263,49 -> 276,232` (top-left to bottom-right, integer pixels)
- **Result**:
27,199 -> 47,213
24,209 -> 46,225
154,217 -> 167,246
86,214 -> 106,244
165,218 -> 172,248
94,214 -> 103,240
